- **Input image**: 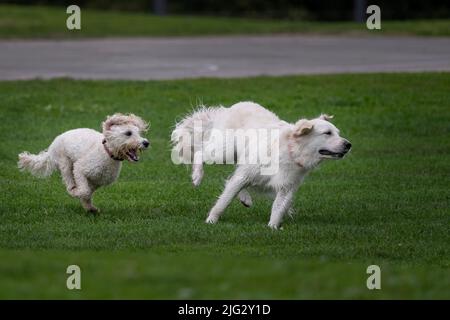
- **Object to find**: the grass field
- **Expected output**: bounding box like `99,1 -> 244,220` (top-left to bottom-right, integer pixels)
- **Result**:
0,73 -> 449,299
1,4 -> 450,38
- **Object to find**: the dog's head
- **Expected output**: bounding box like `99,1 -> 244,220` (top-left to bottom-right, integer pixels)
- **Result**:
291,114 -> 351,168
102,113 -> 150,162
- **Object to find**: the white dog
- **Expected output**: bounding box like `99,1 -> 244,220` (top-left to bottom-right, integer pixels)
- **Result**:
18,113 -> 149,212
172,102 -> 351,229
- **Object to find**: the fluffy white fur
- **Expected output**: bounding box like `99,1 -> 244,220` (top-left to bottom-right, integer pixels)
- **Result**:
172,101 -> 351,229
18,113 -> 149,212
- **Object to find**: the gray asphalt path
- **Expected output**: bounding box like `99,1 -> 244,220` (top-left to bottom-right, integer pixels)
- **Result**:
1,35 -> 449,80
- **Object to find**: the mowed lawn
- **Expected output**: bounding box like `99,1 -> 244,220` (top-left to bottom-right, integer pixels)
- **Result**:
0,73 -> 449,299
1,4 -> 450,38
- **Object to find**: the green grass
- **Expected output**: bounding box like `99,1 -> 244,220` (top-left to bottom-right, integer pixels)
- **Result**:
1,4 -> 450,38
0,73 -> 449,298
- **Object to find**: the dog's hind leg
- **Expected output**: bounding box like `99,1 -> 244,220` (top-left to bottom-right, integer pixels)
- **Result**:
71,163 -> 98,213
192,163 -> 204,187
191,145 -> 204,187
237,189 -> 253,208
58,156 -> 76,193
206,171 -> 247,224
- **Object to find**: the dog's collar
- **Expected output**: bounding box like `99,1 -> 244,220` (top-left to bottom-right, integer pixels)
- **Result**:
102,139 -> 123,161
288,136 -> 304,168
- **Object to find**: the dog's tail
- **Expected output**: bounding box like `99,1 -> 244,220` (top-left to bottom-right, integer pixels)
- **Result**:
171,105 -> 224,164
18,150 -> 56,178
171,106 -> 224,186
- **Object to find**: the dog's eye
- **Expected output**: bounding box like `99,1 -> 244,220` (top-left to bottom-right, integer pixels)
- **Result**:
324,131 -> 332,135
124,131 -> 132,136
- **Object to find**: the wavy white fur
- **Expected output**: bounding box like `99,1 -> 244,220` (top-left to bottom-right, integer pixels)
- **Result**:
18,113 -> 149,212
172,101 -> 351,229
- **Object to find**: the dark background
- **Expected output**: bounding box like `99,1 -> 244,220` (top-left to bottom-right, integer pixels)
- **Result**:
2,0 -> 450,20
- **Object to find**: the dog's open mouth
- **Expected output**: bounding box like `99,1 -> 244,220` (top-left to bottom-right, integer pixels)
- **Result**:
319,149 -> 345,158
126,149 -> 140,162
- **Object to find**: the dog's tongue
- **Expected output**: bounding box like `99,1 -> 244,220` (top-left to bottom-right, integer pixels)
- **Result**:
126,150 -> 139,162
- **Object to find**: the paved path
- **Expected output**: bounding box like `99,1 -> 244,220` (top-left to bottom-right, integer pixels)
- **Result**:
1,35 -> 449,80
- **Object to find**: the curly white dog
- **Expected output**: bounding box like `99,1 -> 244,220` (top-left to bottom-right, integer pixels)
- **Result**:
172,101 -> 351,229
18,113 -> 149,212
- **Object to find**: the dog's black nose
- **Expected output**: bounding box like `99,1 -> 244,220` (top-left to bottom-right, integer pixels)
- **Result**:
143,140 -> 150,148
344,141 -> 352,150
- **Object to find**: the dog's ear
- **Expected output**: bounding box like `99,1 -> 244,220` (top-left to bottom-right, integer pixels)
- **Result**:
102,113 -> 126,132
102,113 -> 149,132
128,113 -> 149,132
293,119 -> 314,137
319,114 -> 334,122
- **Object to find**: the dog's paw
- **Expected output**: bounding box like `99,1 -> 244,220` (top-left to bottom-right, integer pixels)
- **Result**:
67,186 -> 77,197
88,207 -> 100,214
268,221 -> 283,230
205,215 -> 218,224
238,191 -> 253,208
192,173 -> 203,187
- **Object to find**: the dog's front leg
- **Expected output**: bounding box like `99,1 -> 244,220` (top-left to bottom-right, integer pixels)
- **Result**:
268,188 -> 295,229
80,197 -> 98,213
206,173 -> 247,224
